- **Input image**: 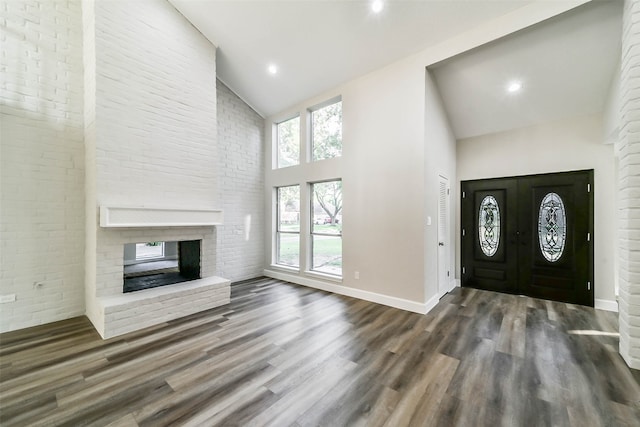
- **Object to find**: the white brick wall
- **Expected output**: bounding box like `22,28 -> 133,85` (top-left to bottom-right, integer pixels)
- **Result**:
216,80 -> 265,281
93,0 -> 217,208
617,0 -> 640,369
0,0 -> 85,332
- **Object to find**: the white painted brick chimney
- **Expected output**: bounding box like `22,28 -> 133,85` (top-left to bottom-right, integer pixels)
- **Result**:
617,0 -> 640,369
83,0 -> 228,338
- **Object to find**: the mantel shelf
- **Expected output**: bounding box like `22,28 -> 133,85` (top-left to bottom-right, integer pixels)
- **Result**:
100,206 -> 223,228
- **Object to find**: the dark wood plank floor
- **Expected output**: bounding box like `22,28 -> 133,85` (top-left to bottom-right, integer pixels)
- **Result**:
1,277 -> 640,426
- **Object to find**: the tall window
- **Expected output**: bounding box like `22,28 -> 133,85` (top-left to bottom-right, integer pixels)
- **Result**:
311,180 -> 342,275
276,185 -> 300,267
311,101 -> 342,161
277,116 -> 300,168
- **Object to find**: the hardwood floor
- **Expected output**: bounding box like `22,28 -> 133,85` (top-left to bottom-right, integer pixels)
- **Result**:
1,277 -> 639,426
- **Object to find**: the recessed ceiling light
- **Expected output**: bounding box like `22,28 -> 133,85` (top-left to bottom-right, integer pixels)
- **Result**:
371,0 -> 384,14
507,81 -> 523,93
267,64 -> 278,75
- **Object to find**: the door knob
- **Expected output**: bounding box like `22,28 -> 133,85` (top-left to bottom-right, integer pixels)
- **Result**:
438,242 -> 445,246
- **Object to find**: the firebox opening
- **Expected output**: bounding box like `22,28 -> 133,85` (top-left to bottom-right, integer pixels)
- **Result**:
123,240 -> 201,293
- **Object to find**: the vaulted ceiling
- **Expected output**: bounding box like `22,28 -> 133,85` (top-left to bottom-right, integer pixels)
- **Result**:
430,0 -> 621,139
169,0 -> 534,117
169,0 -> 621,140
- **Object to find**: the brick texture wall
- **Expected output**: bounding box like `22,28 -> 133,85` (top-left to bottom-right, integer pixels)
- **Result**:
93,0 -> 217,208
0,0 -> 85,332
618,0 -> 640,369
216,80 -> 265,281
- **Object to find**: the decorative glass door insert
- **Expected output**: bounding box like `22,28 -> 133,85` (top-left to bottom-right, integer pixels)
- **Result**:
538,192 -> 567,262
478,195 -> 500,257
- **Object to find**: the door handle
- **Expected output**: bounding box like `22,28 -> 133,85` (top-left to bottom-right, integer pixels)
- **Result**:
438,242 -> 445,246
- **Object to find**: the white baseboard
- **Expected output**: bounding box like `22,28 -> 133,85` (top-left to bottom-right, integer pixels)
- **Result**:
264,269 -> 434,314
595,298 -> 618,312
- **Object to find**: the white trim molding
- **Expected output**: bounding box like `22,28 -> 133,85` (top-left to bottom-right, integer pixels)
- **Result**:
100,206 -> 223,228
264,268 -> 438,315
595,298 -> 618,312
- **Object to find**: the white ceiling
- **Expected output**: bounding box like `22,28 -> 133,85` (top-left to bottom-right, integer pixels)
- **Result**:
169,0 -> 534,118
430,0 -> 622,140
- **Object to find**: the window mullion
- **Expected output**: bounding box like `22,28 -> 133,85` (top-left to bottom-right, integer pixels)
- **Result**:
300,109 -> 309,165
299,183 -> 311,273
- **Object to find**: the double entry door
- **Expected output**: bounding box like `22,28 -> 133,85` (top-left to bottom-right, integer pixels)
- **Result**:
461,170 -> 593,306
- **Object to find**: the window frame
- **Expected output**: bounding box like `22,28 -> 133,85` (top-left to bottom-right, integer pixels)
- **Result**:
309,97 -> 342,163
275,115 -> 301,169
275,185 -> 301,268
309,179 -> 343,276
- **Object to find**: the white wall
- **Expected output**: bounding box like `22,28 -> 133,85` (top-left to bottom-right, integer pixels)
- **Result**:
457,114 -> 616,303
1,0 -> 85,332
264,57 -> 428,308
603,60 -> 621,145
216,80 -> 265,281
425,70 -> 457,299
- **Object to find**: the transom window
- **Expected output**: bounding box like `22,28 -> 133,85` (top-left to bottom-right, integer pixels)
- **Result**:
311,100 -> 342,162
276,116 -> 300,168
276,185 -> 300,267
311,180 -> 342,275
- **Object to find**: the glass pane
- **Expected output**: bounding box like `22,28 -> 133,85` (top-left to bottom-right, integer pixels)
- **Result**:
135,242 -> 164,260
277,233 -> 299,267
478,195 -> 500,257
312,235 -> 342,275
278,185 -> 300,232
312,101 -> 342,161
312,181 -> 342,235
277,116 -> 300,168
538,192 -> 567,262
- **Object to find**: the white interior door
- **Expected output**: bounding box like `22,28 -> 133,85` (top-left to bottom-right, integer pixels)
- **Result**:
438,175 -> 450,297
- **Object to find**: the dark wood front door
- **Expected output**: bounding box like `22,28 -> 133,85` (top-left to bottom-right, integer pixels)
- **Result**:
461,170 -> 594,306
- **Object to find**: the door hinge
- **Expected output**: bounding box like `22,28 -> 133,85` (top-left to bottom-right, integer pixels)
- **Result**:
587,281 -> 591,291
462,191 -> 466,199
462,228 -> 466,237
447,188 -> 450,195
462,267 -> 466,275
587,232 -> 591,242
447,271 -> 450,277
587,184 -> 591,193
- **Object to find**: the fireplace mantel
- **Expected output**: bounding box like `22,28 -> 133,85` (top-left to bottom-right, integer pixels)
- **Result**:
100,206 -> 223,228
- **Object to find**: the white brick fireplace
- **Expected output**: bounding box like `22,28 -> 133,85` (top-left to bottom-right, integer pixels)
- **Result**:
82,0 -> 229,339
91,212 -> 229,339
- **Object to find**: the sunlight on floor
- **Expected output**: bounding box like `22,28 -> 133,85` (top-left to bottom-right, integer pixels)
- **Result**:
568,330 -> 620,337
